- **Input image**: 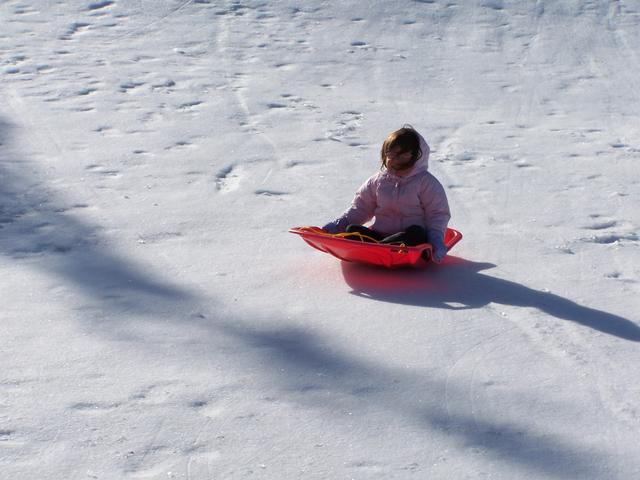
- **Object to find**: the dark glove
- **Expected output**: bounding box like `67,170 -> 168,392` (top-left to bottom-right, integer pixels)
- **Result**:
322,216 -> 349,234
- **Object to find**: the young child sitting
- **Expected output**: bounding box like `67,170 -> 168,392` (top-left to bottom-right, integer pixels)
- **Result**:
322,125 -> 451,262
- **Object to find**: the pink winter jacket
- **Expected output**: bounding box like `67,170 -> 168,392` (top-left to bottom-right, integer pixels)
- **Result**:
325,134 -> 450,237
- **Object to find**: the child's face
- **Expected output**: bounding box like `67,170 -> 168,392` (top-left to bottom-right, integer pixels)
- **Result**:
386,147 -> 414,171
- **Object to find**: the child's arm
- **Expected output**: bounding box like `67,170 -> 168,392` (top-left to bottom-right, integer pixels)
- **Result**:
323,177 -> 377,233
419,175 -> 451,262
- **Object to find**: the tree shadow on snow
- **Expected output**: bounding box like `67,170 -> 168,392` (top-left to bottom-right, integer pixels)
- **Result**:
219,323 -> 611,478
0,118 -> 192,315
341,256 -> 640,342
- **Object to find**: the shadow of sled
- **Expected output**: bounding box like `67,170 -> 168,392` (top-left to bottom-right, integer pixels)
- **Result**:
342,255 -> 640,342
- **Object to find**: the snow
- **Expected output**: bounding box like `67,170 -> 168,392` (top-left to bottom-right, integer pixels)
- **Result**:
1,0 -> 639,478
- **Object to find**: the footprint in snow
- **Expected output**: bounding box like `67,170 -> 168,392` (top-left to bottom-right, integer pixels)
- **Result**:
86,164 -> 121,177
254,189 -> 290,199
582,233 -> 638,245
59,23 -> 91,40
165,140 -> 195,151
119,82 -> 145,94
0,429 -> 22,447
87,1 -> 115,11
178,100 -> 203,111
482,0 -> 505,10
515,162 -> 535,169
215,165 -> 244,193
583,220 -> 617,230
326,111 -> 364,145
274,63 -> 296,71
71,106 -> 96,113
76,87 -> 98,97
13,5 -> 39,14
191,399 -> 225,419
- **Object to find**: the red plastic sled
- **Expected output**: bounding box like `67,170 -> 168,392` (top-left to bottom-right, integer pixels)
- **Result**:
289,226 -> 462,268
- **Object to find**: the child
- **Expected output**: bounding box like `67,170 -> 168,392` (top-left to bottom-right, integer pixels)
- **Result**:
322,125 -> 451,262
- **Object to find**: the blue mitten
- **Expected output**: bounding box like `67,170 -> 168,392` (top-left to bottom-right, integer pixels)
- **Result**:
427,229 -> 447,263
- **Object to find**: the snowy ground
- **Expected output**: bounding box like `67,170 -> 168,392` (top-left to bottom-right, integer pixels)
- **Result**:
1,0 -> 639,478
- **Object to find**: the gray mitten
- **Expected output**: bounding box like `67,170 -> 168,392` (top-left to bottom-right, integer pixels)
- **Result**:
427,229 -> 447,263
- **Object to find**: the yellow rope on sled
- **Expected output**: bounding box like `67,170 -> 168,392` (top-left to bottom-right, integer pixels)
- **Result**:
298,226 -> 406,247
333,232 -> 381,243
298,226 -> 379,243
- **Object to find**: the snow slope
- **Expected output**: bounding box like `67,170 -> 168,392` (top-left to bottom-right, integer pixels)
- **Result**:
1,0 -> 639,478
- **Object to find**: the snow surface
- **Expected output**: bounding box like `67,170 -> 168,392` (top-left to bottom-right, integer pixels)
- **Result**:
1,0 -> 639,478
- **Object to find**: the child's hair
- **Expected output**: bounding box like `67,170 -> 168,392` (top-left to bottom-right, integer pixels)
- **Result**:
380,125 -> 422,169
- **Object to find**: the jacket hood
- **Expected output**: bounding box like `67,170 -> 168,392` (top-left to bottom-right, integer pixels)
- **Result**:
416,131 -> 430,171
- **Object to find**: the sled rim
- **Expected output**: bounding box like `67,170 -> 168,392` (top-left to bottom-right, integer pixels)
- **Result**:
289,226 -> 446,268
289,226 -> 462,251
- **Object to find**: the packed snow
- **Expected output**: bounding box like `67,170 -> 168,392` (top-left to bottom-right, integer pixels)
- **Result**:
1,0 -> 639,478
